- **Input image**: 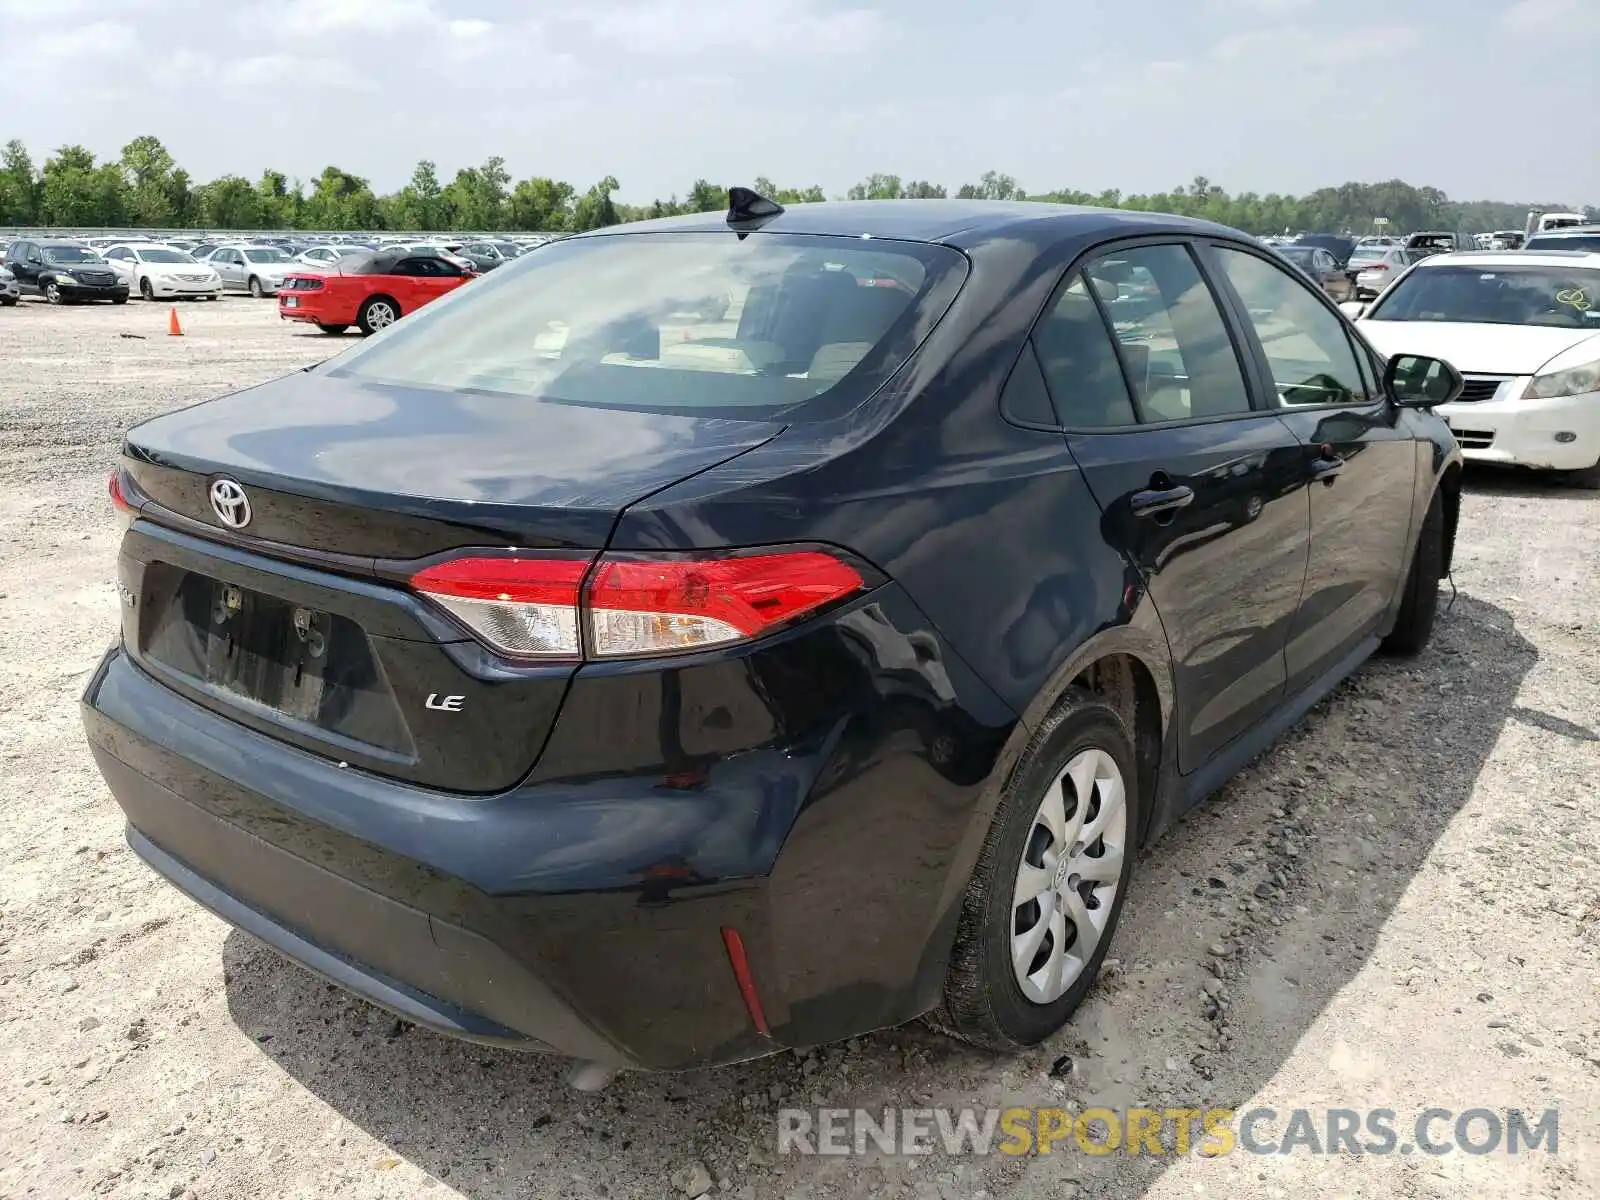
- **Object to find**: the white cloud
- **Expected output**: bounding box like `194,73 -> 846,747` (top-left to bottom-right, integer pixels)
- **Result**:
273,0 -> 437,36
1204,0 -> 1312,13
36,20 -> 131,59
1212,24 -> 1419,66
1501,0 -> 1600,33
449,17 -> 493,39
227,55 -> 376,91
580,0 -> 890,56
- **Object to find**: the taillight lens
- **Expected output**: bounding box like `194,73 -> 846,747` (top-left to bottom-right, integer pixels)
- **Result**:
109,469 -> 136,533
409,550 -> 864,661
587,552 -> 864,657
411,556 -> 588,660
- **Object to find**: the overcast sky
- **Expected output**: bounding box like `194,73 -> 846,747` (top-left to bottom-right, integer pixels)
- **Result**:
1,0 -> 1595,205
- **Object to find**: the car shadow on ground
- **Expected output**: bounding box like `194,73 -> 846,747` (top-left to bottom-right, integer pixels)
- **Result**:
1459,461 -> 1597,499
221,593 -> 1536,1199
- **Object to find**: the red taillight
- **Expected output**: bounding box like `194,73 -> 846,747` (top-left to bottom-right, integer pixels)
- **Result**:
409,550 -> 864,662
410,556 -> 589,660
587,552 -> 863,657
109,469 -> 136,532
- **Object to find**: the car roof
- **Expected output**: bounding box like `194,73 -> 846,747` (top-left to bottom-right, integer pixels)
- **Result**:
572,199 -> 1244,250
1413,249 -> 1600,269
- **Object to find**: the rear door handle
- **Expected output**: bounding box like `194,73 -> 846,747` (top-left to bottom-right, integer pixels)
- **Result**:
1130,484 -> 1195,518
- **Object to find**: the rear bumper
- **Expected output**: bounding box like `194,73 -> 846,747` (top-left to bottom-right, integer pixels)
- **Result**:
83,589 -> 1014,1067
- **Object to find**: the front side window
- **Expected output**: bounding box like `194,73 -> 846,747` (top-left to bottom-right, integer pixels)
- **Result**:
325,232 -> 966,421
1031,274 -> 1136,428
1083,244 -> 1252,422
1215,247 -> 1369,407
1367,263 -> 1600,330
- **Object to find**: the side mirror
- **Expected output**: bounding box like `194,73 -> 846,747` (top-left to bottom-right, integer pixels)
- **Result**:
1385,353 -> 1464,408
1338,300 -> 1367,319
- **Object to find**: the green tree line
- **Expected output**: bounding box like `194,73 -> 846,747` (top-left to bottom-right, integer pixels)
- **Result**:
0,136 -> 1593,235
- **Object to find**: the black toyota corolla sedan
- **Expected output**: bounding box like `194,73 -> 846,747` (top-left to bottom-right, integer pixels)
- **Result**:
84,193 -> 1465,1077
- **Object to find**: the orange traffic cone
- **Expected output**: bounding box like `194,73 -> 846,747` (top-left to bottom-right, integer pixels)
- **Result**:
168,307 -> 183,337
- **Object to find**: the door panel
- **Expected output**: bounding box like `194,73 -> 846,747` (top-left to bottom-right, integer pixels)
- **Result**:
1044,242 -> 1313,772
1207,243 -> 1416,694
1272,404 -> 1414,692
1071,420 -> 1311,769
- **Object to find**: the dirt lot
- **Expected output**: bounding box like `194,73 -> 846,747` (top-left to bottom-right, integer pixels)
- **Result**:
0,296 -> 1596,1200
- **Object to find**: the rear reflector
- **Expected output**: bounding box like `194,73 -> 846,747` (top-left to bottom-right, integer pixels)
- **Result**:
411,556 -> 588,660
410,549 -> 863,662
720,926 -> 770,1036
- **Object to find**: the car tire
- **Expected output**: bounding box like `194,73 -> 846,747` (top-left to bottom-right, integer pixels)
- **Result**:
248,276 -> 264,299
315,323 -> 349,335
44,281 -> 63,305
357,296 -> 399,335
932,688 -> 1139,1052
139,278 -> 154,301
112,295 -> 128,305
0,296 -> 16,307
1564,459 -> 1600,490
1381,489 -> 1443,655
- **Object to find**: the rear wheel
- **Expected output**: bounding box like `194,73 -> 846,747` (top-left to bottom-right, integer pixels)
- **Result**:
316,323 -> 349,335
933,690 -> 1138,1051
358,296 -> 399,335
1381,489 -> 1443,655
139,277 -> 154,300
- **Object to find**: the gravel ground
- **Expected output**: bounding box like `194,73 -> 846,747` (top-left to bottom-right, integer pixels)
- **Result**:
0,297 -> 1596,1200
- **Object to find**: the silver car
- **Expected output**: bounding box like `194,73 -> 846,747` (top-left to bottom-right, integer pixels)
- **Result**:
1349,246 -> 1415,299
204,245 -> 294,297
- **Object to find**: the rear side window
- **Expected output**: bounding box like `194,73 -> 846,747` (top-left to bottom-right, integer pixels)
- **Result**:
1083,245 -> 1252,422
1032,275 -> 1136,427
325,232 -> 968,422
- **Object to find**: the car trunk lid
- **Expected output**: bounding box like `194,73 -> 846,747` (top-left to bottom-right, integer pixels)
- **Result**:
117,371 -> 782,792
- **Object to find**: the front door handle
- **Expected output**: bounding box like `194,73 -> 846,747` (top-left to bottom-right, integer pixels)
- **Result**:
1310,445 -> 1345,484
1130,483 -> 1195,518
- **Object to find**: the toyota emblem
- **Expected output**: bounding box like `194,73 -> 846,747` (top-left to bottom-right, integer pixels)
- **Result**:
209,478 -> 252,529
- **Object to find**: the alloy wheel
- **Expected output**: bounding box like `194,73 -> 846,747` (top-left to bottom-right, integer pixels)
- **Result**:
1011,747 -> 1127,1005
366,301 -> 396,329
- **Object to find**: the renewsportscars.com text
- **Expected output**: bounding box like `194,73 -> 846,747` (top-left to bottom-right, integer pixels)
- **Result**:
777,1106 -> 1560,1157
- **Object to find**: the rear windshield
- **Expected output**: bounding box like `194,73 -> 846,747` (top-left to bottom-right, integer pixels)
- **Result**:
323,231 -> 968,421
1348,246 -> 1388,263
1367,264 -> 1600,328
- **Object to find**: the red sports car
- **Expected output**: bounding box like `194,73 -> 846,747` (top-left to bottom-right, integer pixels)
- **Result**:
278,248 -> 476,335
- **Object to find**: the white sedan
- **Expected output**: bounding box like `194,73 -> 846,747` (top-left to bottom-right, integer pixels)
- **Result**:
103,243 -> 223,300
1355,250 -> 1600,488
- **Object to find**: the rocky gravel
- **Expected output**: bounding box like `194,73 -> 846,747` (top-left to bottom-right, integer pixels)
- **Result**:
0,297 -> 1596,1199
